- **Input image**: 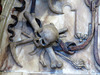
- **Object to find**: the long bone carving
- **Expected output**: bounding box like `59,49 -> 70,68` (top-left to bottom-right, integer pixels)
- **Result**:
46,47 -> 63,68
39,49 -> 47,67
24,12 -> 39,32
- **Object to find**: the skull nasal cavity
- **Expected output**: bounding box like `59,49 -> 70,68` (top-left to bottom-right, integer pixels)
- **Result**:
42,39 -> 46,46
36,40 -> 39,43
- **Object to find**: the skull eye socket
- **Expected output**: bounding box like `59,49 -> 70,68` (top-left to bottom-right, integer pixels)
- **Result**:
41,39 -> 46,46
37,32 -> 41,37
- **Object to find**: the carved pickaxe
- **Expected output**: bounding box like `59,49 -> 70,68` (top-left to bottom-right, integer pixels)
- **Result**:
7,0 -> 26,68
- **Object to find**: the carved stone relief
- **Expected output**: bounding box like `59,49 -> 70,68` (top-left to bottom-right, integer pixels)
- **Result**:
0,0 -> 100,74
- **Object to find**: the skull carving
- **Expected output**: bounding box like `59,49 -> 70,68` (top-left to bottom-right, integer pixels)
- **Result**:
23,11 -> 64,68
34,23 -> 59,47
24,11 -> 59,47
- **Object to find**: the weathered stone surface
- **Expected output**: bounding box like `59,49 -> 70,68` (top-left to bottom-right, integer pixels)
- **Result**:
0,0 -> 100,74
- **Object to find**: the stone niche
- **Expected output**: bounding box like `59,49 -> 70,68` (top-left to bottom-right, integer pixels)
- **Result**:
0,0 -> 100,75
